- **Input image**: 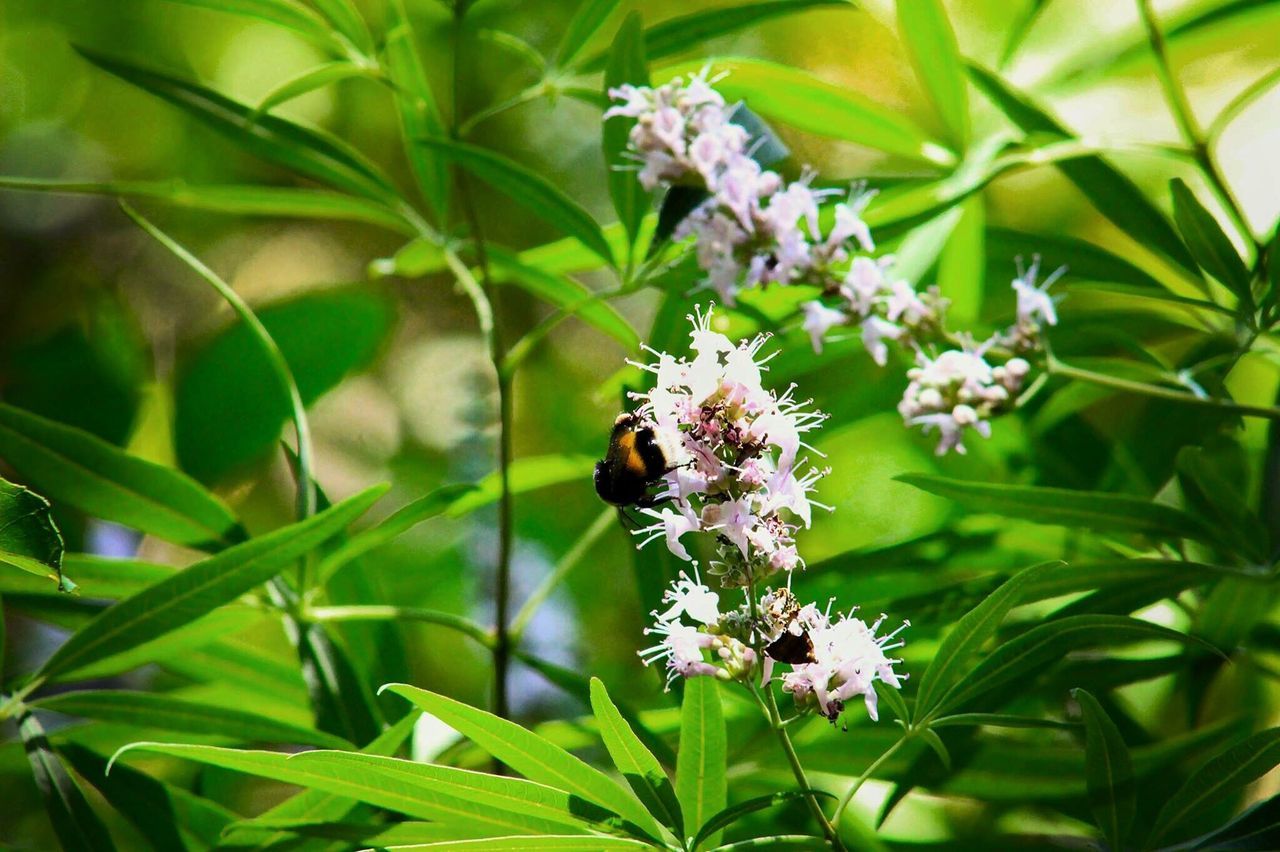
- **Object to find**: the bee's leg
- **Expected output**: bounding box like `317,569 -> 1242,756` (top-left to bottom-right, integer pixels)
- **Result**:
633,493 -> 672,510
615,506 -> 645,530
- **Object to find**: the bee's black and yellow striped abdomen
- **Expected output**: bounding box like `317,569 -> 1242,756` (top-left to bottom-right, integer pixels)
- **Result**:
594,413 -> 674,506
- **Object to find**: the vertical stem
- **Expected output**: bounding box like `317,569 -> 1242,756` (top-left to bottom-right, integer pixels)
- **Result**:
451,1 -> 514,722
747,583 -> 847,851
1136,0 -> 1256,251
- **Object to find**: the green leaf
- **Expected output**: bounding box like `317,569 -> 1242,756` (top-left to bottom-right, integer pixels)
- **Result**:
1072,688 -> 1135,850
936,195 -> 984,324
654,57 -> 953,166
690,792 -> 835,852
912,561 -> 1061,722
1178,443 -> 1269,564
371,236 -> 447,278
967,62 -> 1199,276
1149,727 -> 1280,847
447,455 -> 596,517
0,403 -> 244,549
603,11 -> 650,253
35,484 -> 384,681
896,0 -> 970,147
581,1 -> 851,72
1171,177 -> 1253,302
75,46 -> 398,204
930,713 -> 1079,731
18,709 -> 116,852
58,743 -> 237,852
174,288 -> 393,484
920,728 -> 952,771
555,0 -> 622,68
1187,792 -> 1280,850
419,139 -> 614,265
0,177 -> 412,232
364,839 -> 652,850
897,474 -> 1214,544
676,677 -> 726,848
112,743 -> 624,836
33,690 -> 351,749
316,483 -> 476,588
219,709 -> 419,848
0,477 -> 69,593
935,615 -> 1219,715
158,0 -> 337,52
306,0 -> 374,55
381,684 -> 664,842
255,61 -> 371,115
487,248 -> 638,349
384,0 -> 450,220
589,677 -> 684,837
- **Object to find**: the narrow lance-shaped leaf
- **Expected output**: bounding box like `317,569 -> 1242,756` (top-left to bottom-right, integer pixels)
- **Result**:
604,11 -> 650,253
417,138 -> 614,266
254,61 -> 372,116
555,0 -> 622,68
912,561 -> 1061,723
967,61 -> 1199,277
1170,177 -> 1253,304
32,689 -> 352,749
897,474 -> 1216,545
654,56 -> 954,166
218,710 -> 419,849
59,743 -> 237,852
18,709 -> 116,852
579,1 -> 851,72
385,0 -> 450,220
0,476 -> 71,593
75,46 -> 399,205
691,791 -> 836,851
158,0 -> 338,53
676,677 -> 726,847
1149,726 -> 1280,847
35,484 -> 385,681
0,402 -> 244,550
1072,689 -> 1135,850
306,0 -> 374,55
111,743 -> 628,837
381,684 -> 664,842
896,0 -> 970,147
590,677 -> 685,837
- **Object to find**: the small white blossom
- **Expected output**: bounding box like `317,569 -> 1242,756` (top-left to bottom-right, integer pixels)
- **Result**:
1012,255 -> 1064,328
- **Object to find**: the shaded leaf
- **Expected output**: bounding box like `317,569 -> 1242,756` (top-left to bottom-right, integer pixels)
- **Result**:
1073,688 -> 1135,850
0,477 -> 69,593
385,0 -> 450,220
18,709 -> 115,852
555,0 -> 623,68
417,138 -> 614,265
159,0 -> 336,52
691,791 -> 835,851
36,484 -> 385,681
603,11 -> 650,252
1171,177 -> 1252,303
0,403 -> 244,549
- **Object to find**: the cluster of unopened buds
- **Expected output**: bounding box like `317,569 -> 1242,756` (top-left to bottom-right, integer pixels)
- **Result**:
608,71 -> 1064,456
641,574 -> 908,726
630,308 -> 828,586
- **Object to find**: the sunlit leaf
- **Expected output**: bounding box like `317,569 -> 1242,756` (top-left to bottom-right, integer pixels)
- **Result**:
159,0 -> 337,52
676,677 -> 726,847
0,477 -> 69,593
306,0 -> 374,55
385,0 -> 450,220
555,0 -> 623,69
896,0 -> 970,147
590,677 -> 684,836
255,62 -> 371,116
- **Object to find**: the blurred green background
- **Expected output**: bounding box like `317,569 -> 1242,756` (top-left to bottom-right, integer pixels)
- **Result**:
3,0 -> 1280,846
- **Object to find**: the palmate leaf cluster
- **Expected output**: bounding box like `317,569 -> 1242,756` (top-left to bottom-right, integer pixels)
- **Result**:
2,0 -> 1280,850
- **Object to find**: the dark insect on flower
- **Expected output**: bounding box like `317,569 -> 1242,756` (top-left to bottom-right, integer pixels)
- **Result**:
765,628 -> 816,665
594,413 -> 680,508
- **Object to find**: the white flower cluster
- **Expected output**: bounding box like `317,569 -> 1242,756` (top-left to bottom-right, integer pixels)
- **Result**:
641,576 -> 907,726
630,308 -> 828,586
608,74 -> 1065,457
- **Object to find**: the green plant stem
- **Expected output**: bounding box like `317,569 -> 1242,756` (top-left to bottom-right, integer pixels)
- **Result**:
451,2 -> 515,724
0,679 -> 43,721
509,507 -> 613,640
1045,354 -> 1280,420
747,585 -> 846,851
305,605 -> 494,648
1136,0 -> 1256,253
830,735 -> 909,827
121,203 -> 316,524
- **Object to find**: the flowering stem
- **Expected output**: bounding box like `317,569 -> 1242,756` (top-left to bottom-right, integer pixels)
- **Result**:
1135,0 -> 1256,253
747,585 -> 847,851
830,735 -> 909,827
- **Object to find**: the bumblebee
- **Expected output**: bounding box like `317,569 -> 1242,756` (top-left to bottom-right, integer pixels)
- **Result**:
594,413 -> 680,508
